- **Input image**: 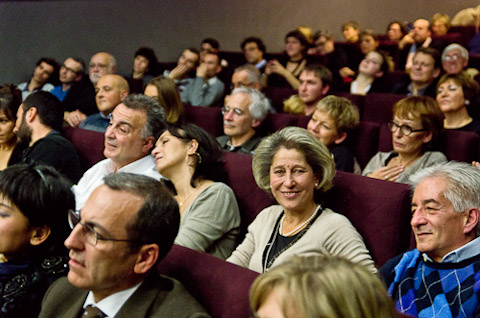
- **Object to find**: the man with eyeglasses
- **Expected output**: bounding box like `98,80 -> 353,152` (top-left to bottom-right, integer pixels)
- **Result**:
51,57 -> 98,128
217,87 -> 270,155
241,36 -> 267,74
39,173 -> 210,318
441,43 -> 479,79
392,47 -> 441,98
380,162 -> 480,317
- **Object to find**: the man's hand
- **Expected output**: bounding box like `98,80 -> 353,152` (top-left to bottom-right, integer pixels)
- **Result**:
64,110 -> 87,128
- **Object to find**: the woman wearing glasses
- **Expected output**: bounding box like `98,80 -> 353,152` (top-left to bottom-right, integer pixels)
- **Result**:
0,164 -> 74,317
152,123 -> 240,259
363,96 -> 447,183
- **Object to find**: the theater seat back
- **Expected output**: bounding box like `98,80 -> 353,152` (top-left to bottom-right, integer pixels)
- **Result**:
63,127 -> 105,173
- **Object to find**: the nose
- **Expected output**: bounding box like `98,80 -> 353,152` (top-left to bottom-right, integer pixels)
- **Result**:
152,144 -> 160,156
105,125 -> 115,139
310,122 -> 320,132
224,110 -> 234,121
411,208 -> 427,228
283,171 -> 296,187
64,224 -> 84,250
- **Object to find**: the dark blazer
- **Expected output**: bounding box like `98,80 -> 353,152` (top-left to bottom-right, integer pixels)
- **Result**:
38,274 -> 210,318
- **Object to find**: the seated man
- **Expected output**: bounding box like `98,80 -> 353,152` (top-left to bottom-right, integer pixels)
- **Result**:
163,48 -> 200,94
241,36 -> 267,73
442,43 -> 479,78
200,37 -> 228,67
65,52 -> 117,128
380,161 -> 480,317
392,47 -> 441,98
181,52 -> 225,107
73,94 -> 165,210
230,64 -> 263,91
13,91 -> 82,182
217,87 -> 269,155
51,57 -> 86,102
80,74 -> 129,132
39,173 -> 210,318
17,57 -> 59,101
283,64 -> 332,116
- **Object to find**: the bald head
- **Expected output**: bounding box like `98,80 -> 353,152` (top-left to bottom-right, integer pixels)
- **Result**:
89,52 -> 117,84
413,19 -> 431,43
95,74 -> 129,115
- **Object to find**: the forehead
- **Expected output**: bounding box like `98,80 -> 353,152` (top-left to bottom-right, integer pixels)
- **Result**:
361,34 -> 375,41
389,23 -> 401,30
64,58 -> 82,69
112,104 -> 146,128
300,70 -> 321,82
313,109 -> 335,122
446,49 -> 462,57
90,53 -> 110,65
414,19 -> 429,29
413,52 -> 434,63
97,75 -> 119,88
232,70 -> 249,82
286,36 -> 300,43
272,147 -> 307,165
413,177 -> 448,203
39,62 -> 54,71
439,78 -> 460,87
245,41 -> 259,48
203,54 -> 219,64
228,92 -> 251,110
367,51 -> 383,62
183,50 -> 199,61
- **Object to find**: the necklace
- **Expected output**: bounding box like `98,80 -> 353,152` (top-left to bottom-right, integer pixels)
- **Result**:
279,205 -> 321,237
178,187 -> 201,207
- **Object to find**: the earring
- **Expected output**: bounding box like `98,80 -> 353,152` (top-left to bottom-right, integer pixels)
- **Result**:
189,152 -> 202,164
465,100 -> 470,105
315,182 -> 319,187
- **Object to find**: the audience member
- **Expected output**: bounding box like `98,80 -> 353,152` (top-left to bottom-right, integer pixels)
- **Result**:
227,127 -> 375,273
359,30 -> 380,56
397,18 -> 444,71
341,20 -> 361,43
436,72 -> 480,134
266,30 -> 310,89
51,57 -> 85,102
13,91 -> 82,182
386,21 -> 406,42
380,161 -> 480,317
164,48 -> 200,95
39,173 -> 210,318
290,64 -> 331,116
0,164 -> 75,317
251,256 -> 396,318
144,76 -> 185,124
347,50 -> 389,94
392,47 -> 441,98
230,64 -> 263,91
431,12 -> 451,36
80,74 -> 129,133
127,47 -> 159,94
363,96 -> 446,183
17,57 -> 58,101
73,94 -> 165,210
307,96 -> 360,173
200,37 -> 228,67
0,85 -> 25,169
217,87 -> 270,154
241,36 -> 267,73
442,43 -> 479,78
88,52 -> 117,85
180,52 -> 225,107
153,123 -> 240,259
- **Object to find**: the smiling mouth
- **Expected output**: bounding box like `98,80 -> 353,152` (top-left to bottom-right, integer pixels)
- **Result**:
281,191 -> 300,199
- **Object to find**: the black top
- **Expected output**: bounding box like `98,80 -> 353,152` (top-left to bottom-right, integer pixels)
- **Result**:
19,130 -> 82,183
453,119 -> 480,136
61,76 -> 97,116
391,78 -> 438,98
216,133 -> 263,155
331,143 -> 355,173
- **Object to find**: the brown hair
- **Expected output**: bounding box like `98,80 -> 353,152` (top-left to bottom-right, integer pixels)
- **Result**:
146,76 -> 184,123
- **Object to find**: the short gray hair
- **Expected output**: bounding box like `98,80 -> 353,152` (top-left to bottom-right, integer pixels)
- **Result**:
122,94 -> 166,140
409,161 -> 480,218
231,87 -> 270,122
442,43 -> 469,62
252,127 -> 335,195
234,64 -> 262,85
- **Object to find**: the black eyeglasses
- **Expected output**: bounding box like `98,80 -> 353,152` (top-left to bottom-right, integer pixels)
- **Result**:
68,209 -> 141,246
387,121 -> 428,136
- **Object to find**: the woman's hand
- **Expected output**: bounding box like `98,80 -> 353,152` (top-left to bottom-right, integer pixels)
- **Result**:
339,67 -> 355,78
367,165 -> 404,182
266,59 -> 288,77
473,161 -> 480,169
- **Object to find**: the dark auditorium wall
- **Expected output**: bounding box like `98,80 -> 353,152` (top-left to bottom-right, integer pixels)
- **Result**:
1,0 -> 478,83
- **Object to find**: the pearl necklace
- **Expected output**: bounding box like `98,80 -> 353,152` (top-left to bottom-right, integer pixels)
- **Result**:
279,205 -> 321,237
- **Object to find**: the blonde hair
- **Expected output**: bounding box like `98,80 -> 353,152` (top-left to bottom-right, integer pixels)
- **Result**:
283,95 -> 306,116
252,127 -> 335,195
147,76 -> 184,123
250,256 -> 396,318
315,95 -> 359,134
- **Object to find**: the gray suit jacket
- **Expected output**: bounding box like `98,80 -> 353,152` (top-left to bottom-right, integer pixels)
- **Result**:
38,273 -> 210,318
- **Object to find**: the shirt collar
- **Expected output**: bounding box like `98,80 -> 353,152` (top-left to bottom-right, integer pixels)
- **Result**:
83,281 -> 142,317
422,236 -> 480,263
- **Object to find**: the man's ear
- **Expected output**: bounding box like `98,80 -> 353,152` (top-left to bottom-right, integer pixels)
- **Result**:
433,68 -> 441,79
142,136 -> 156,153
134,244 -> 159,274
334,132 -> 347,145
120,91 -> 129,101
215,65 -> 222,74
321,84 -> 330,95
29,225 -> 51,246
251,119 -> 261,128
26,107 -> 37,123
464,208 -> 479,236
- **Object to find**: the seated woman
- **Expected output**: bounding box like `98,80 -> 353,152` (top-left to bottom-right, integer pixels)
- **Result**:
266,30 -> 310,89
152,123 -> 240,259
0,164 -> 74,317
436,72 -> 480,135
250,256 -> 396,318
431,13 -> 451,37
386,21 -> 406,42
363,96 -> 447,183
227,127 -> 375,273
359,30 -> 380,56
127,47 -> 159,93
346,50 -> 389,95
144,76 -> 185,123
307,96 -> 360,173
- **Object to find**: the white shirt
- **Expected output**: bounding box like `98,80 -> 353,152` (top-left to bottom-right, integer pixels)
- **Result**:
73,155 -> 162,210
83,282 -> 141,317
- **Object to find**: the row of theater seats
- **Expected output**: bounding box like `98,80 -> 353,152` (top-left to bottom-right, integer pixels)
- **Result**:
182,103 -> 480,169
63,126 -> 414,317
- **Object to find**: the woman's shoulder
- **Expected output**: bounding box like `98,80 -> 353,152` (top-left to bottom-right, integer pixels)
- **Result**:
422,151 -> 448,162
203,182 -> 235,196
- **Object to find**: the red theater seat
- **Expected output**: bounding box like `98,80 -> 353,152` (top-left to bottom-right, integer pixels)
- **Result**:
362,93 -> 405,125
63,127 -> 105,173
184,105 -> 224,137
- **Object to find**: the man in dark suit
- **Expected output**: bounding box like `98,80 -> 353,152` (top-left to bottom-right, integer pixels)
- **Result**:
39,173 -> 210,318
